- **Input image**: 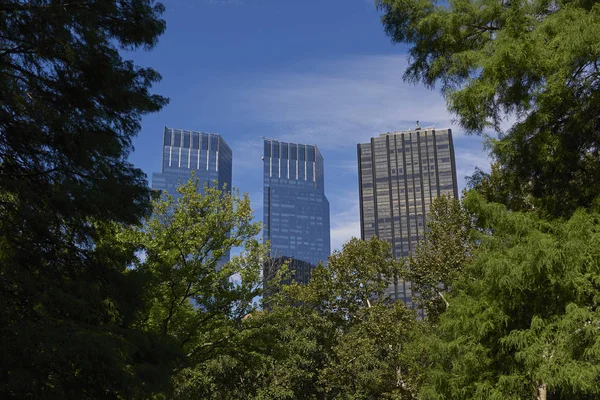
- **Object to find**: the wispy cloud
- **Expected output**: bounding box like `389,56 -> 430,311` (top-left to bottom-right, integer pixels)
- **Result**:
226,54 -> 490,252
231,138 -> 263,170
234,54 -> 455,149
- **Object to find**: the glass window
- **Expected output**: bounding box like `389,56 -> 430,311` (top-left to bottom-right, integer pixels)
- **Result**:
210,135 -> 218,151
281,142 -> 288,159
307,146 -> 315,163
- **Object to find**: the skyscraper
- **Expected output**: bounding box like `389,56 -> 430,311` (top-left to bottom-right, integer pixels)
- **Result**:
357,128 -> 458,307
152,127 -> 232,197
152,127 -> 233,268
263,139 -> 330,284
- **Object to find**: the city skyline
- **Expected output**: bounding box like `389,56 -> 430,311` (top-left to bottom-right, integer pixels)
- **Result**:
127,1 -> 490,254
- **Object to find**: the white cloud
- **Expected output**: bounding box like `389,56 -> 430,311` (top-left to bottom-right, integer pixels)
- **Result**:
235,54 -> 456,149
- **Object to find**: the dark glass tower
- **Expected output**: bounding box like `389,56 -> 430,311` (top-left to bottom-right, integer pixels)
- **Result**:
357,128 -> 458,307
152,127 -> 232,196
263,139 -> 330,283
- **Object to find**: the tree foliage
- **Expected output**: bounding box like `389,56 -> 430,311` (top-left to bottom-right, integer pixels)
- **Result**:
466,163 -> 535,213
376,1 -> 600,396
0,1 -> 167,397
377,0 -> 600,217
421,191 -> 600,399
407,194 -> 472,321
122,177 -> 265,396
174,237 -> 419,400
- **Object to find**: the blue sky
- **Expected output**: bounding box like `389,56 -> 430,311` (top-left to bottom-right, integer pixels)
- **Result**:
128,0 -> 491,251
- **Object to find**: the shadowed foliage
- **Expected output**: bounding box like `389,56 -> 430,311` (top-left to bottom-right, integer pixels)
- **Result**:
0,1 -> 168,397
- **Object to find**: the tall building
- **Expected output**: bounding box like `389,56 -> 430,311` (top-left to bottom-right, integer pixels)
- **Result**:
357,127 -> 458,307
152,127 -> 232,196
263,139 -> 330,283
152,127 -> 233,267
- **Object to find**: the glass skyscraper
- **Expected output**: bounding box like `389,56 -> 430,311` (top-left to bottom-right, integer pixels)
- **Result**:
263,139 -> 330,283
152,127 -> 233,267
357,128 -> 458,307
152,127 -> 232,196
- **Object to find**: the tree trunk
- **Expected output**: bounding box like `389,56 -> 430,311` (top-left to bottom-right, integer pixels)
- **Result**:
537,383 -> 547,400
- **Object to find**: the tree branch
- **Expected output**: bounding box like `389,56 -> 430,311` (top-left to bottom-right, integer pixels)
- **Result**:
437,290 -> 450,308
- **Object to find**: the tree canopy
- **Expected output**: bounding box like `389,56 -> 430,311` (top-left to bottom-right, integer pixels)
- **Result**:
121,177 -> 266,397
0,1 -> 168,397
377,0 -> 600,217
419,191 -> 600,399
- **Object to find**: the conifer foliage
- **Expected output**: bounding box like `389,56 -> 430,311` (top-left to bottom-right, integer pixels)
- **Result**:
0,1 -> 168,398
377,0 -> 600,217
421,192 -> 600,399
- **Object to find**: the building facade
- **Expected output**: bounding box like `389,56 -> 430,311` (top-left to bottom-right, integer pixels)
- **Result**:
263,139 -> 330,281
152,127 -> 232,196
357,128 -> 458,307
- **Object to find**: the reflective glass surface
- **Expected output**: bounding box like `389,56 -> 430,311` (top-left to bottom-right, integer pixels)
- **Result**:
263,140 -> 331,269
152,127 -> 232,197
152,127 -> 233,267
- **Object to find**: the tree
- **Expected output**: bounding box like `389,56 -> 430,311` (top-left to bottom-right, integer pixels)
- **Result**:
318,302 -> 417,400
0,1 -> 167,397
419,191 -> 600,400
306,237 -> 401,324
123,177 -> 266,397
377,0 -> 600,217
407,194 -> 472,322
171,237 -> 420,399
466,163 -> 535,213
305,238 -> 415,399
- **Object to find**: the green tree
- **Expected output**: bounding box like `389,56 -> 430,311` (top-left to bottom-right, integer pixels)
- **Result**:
305,238 -> 415,399
172,237 -> 420,400
307,237 -> 401,323
123,177 -> 266,397
377,0 -> 600,217
466,163 -> 535,213
319,302 -> 417,400
407,194 -> 472,322
0,1 -> 168,397
420,191 -> 600,400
